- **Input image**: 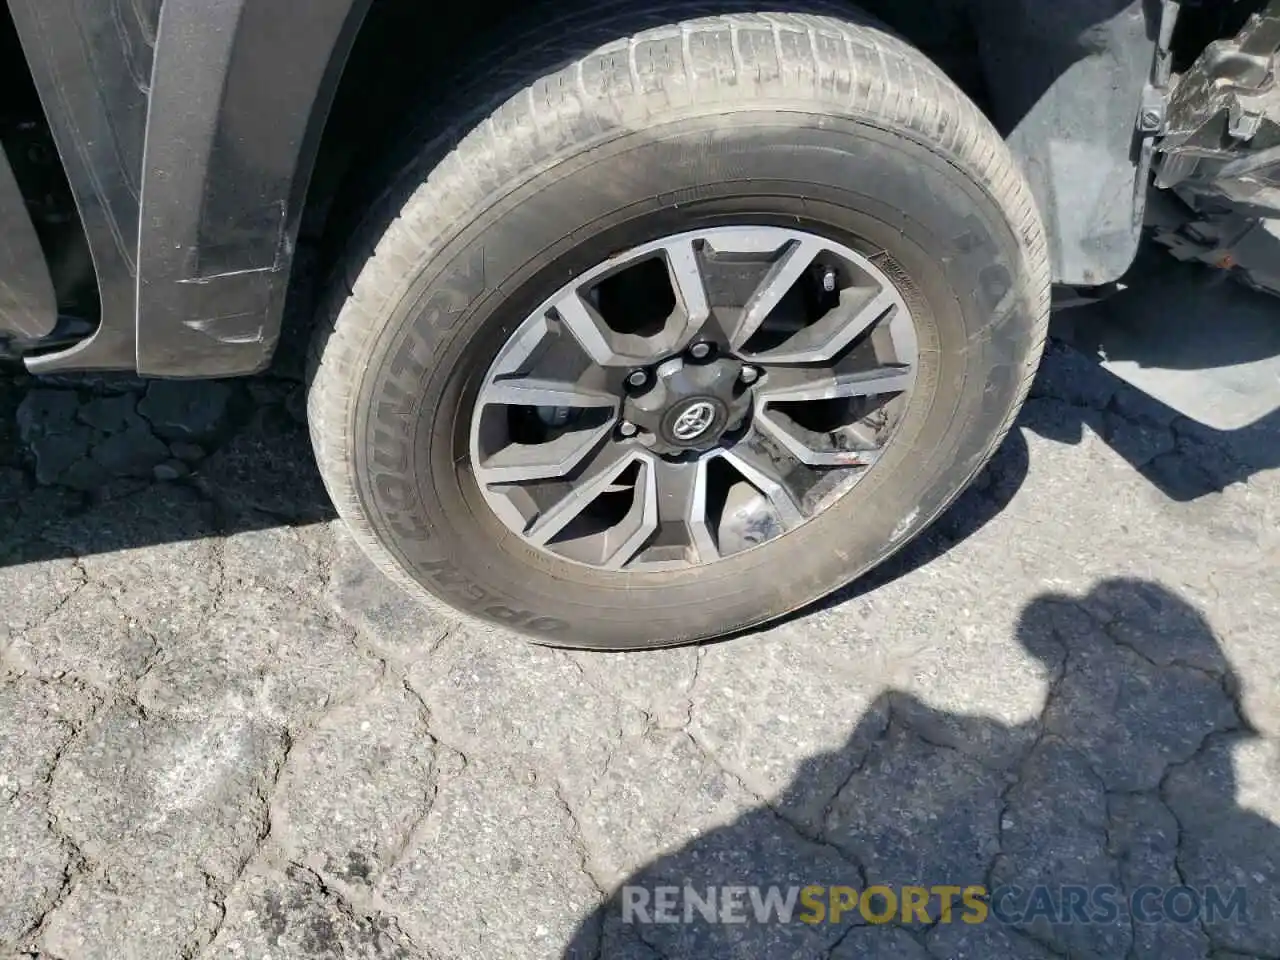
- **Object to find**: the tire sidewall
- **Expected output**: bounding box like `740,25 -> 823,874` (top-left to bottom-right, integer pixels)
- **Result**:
350,111 -> 1034,647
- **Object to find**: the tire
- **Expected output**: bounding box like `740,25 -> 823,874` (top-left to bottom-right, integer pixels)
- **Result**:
307,3 -> 1050,650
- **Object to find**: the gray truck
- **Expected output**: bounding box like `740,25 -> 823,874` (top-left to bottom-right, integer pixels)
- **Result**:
0,0 -> 1275,647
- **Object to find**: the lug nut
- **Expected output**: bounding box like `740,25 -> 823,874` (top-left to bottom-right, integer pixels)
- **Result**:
626,369 -> 649,389
821,266 -> 838,293
739,366 -> 760,385
688,341 -> 713,360
618,421 -> 638,438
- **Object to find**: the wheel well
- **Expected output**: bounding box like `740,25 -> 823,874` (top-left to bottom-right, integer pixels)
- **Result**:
301,0 -> 531,247
298,0 -> 993,270
297,0 -> 1253,314
277,0 -> 526,363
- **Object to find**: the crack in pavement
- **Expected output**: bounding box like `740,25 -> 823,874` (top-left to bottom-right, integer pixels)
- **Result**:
15,684 -> 102,952
2,334 -> 1278,959
683,728 -> 870,886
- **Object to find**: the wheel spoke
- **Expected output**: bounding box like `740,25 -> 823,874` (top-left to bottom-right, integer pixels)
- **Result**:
553,245 -> 711,366
526,447 -> 642,543
729,238 -> 825,350
517,448 -> 660,570
474,418 -> 617,486
747,285 -> 900,364
488,313 -> 554,378
663,238 -> 711,347
654,458 -> 720,564
599,456 -> 660,570
717,443 -> 807,531
753,365 -> 910,468
752,412 -> 885,468
551,291 -> 622,367
482,377 -> 619,410
755,364 -> 913,404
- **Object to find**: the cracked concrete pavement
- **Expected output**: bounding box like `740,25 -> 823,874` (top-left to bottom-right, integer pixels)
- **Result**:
1,259 -> 1279,959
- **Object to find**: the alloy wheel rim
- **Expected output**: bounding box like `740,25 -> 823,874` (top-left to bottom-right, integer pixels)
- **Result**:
468,226 -> 920,571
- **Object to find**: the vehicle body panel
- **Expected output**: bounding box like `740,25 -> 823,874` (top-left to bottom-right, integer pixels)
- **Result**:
4,0 -> 369,375
135,0 -> 370,377
5,0 -> 154,368
0,144 -> 57,340
975,0 -> 1159,286
863,0 -> 1163,288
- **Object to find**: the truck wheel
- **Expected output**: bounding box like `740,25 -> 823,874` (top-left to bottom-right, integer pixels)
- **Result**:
307,6 -> 1050,649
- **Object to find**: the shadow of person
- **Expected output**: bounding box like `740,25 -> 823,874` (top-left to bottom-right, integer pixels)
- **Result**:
562,580 -> 1279,959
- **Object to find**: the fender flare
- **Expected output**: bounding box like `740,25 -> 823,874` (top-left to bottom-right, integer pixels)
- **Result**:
13,0 -> 371,374
134,0 -> 372,376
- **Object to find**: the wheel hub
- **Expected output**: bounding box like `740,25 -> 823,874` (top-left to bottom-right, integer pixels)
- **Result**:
666,398 -> 722,443
623,355 -> 752,456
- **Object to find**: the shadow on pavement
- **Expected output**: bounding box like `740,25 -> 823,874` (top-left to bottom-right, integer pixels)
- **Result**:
562,579 -> 1279,959
1039,246 -> 1280,502
0,364 -> 336,571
